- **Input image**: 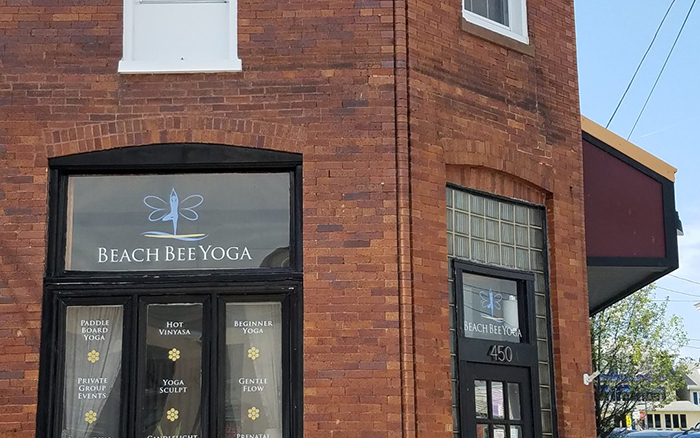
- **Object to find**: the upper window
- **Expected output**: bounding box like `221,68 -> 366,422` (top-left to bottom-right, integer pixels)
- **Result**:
463,0 -> 529,44
119,0 -> 242,74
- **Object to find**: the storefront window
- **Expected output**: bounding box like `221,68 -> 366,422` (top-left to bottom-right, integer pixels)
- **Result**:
225,303 -> 282,438
143,303 -> 204,437
40,144 -> 302,438
62,306 -> 123,438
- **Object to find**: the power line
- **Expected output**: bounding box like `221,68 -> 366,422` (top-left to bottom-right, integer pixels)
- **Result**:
655,285 -> 700,298
628,0 -> 698,140
670,274 -> 700,286
651,299 -> 699,302
606,0 -> 678,128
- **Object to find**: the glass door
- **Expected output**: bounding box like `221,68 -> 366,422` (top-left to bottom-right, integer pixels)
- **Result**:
461,363 -> 534,438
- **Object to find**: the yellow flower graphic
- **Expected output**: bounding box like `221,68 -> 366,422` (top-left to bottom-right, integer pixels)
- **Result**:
166,408 -> 179,422
84,410 -> 97,424
168,348 -> 181,362
247,347 -> 260,360
248,407 -> 260,420
87,350 -> 100,364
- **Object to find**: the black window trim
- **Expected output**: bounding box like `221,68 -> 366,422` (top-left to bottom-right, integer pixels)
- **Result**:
452,259 -> 543,438
37,143 -> 304,438
453,260 -> 537,364
46,145 -> 303,280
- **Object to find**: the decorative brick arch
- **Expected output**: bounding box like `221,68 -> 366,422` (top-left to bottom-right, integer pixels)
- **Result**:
442,140 -> 556,194
44,116 -> 307,158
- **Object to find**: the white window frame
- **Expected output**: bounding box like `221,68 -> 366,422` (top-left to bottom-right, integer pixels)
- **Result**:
462,0 -> 529,45
119,0 -> 242,74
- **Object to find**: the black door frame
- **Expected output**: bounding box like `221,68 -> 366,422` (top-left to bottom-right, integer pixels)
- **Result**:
453,260 -> 543,438
460,362 -> 534,438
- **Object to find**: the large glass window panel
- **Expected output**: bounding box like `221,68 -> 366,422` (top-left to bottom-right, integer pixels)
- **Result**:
62,306 -> 123,438
225,303 -> 283,438
143,303 -> 204,438
66,173 -> 291,271
461,272 -> 521,342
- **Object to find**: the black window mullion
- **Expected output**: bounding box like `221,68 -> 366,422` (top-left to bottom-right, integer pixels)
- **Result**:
487,380 -> 493,419
216,296 -> 227,438
124,296 -> 137,438
208,292 -> 218,438
504,381 -> 510,438
52,299 -> 67,438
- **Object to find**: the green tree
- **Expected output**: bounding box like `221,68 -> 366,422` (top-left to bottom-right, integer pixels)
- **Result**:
590,285 -> 688,436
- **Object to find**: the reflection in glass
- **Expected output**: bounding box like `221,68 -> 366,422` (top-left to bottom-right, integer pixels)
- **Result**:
62,306 -> 123,438
143,304 -> 203,438
508,383 -> 521,420
225,303 -> 282,438
66,173 -> 291,271
493,424 -> 506,438
477,424 -> 489,438
510,426 -> 522,438
491,382 -> 504,419
487,0 -> 508,25
462,273 -> 521,343
475,380 -> 488,419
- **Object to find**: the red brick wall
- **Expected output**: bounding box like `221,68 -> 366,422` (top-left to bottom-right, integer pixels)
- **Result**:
0,1 -> 402,437
405,0 -> 595,437
0,0 -> 594,437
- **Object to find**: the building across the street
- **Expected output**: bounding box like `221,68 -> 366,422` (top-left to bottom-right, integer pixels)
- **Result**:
0,0 -> 681,438
646,367 -> 700,431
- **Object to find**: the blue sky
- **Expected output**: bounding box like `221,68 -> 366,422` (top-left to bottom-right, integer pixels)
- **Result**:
575,0 -> 700,360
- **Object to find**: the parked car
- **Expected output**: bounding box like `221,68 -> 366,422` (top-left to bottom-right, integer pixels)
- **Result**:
604,429 -> 633,438
625,432 -> 684,438
604,428 -> 633,438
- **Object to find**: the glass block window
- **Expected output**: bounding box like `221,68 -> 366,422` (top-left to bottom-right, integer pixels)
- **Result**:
447,186 -> 554,438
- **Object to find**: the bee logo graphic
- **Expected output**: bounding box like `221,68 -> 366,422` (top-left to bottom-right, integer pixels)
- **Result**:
142,188 -> 208,242
479,289 -> 504,323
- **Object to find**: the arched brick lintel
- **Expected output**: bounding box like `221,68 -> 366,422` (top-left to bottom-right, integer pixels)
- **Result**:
443,141 -> 555,195
44,116 -> 307,158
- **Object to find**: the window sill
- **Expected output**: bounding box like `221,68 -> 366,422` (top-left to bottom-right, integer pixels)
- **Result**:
118,59 -> 242,74
461,17 -> 534,57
